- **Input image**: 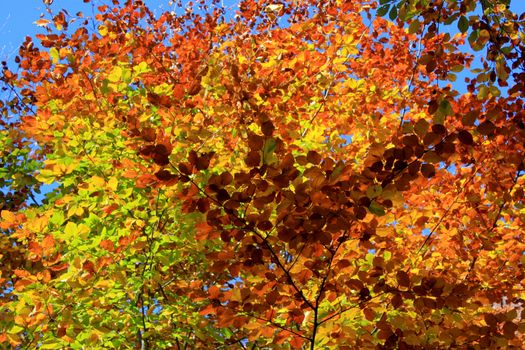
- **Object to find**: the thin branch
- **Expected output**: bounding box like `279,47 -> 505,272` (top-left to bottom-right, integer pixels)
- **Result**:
309,227 -> 351,349
286,243 -> 306,272
300,81 -> 332,138
398,23 -> 425,129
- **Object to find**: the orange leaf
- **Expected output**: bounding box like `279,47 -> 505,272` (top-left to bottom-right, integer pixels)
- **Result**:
14,279 -> 33,292
41,235 -> 55,251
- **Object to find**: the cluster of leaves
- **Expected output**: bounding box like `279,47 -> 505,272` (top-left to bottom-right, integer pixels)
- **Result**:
0,0 -> 524,348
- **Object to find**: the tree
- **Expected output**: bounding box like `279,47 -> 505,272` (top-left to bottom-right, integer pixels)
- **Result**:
1,0 -> 524,348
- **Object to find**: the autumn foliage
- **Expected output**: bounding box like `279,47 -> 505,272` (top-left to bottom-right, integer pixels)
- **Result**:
1,0 -> 525,348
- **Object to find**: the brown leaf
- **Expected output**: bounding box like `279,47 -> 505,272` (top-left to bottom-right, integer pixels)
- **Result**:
141,127 -> 156,142
307,150 -> 322,165
457,130 -> 474,145
431,124 -> 447,135
245,151 -> 261,167
420,163 -> 435,178
197,198 -> 210,213
402,135 -> 419,147
477,120 -> 496,135
178,162 -> 193,175
391,293 -> 403,308
155,169 -> 178,182
261,120 -> 275,137
396,271 -> 410,288
502,321 -> 518,339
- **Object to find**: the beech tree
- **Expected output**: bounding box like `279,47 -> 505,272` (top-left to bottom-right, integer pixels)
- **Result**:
1,0 -> 524,348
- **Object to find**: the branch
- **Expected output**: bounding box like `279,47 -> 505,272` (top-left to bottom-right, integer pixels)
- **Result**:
309,228 -> 351,349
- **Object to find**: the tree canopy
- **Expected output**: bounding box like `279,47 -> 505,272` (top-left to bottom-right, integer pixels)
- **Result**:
1,0 -> 524,348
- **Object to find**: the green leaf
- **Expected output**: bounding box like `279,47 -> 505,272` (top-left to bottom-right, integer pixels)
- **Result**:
384,251 -> 392,261
366,185 -> 382,199
262,138 -> 277,164
50,47 -> 59,64
377,5 -> 390,17
369,201 -> 386,216
478,85 -> 489,100
389,6 -> 398,21
408,19 -> 420,34
447,73 -> 457,82
434,99 -> 453,124
8,325 -> 24,334
489,85 -> 501,97
451,64 -> 464,72
64,221 -> 78,238
458,16 -> 469,33
40,342 -> 64,350
133,61 -> 151,75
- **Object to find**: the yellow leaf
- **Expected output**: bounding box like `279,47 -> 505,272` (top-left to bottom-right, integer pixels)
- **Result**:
1,210 -> 15,222
14,316 -> 25,326
107,177 -> 118,191
98,25 -> 108,37
54,162 -> 76,176
26,215 -> 49,233
94,279 -> 114,289
49,47 -> 59,64
264,4 -> 283,12
88,176 -> 106,191
108,66 -> 122,83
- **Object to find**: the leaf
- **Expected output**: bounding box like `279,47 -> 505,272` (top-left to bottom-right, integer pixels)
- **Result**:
396,271 -> 410,288
457,130 -> 474,145
41,235 -> 55,251
262,138 -> 277,164
14,279 -> 33,292
458,16 -> 469,33
421,163 -> 436,178
49,47 -> 59,64
64,222 -> 78,238
366,185 -> 382,199
414,118 -> 429,138
108,66 -> 123,83
408,19 -> 420,34
8,325 -> 24,334
264,4 -> 283,13
98,25 -> 108,36
369,201 -> 386,216
34,19 -> 51,27
1,210 -> 15,223
377,5 -> 390,17
434,99 -> 453,124
477,120 -> 496,135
